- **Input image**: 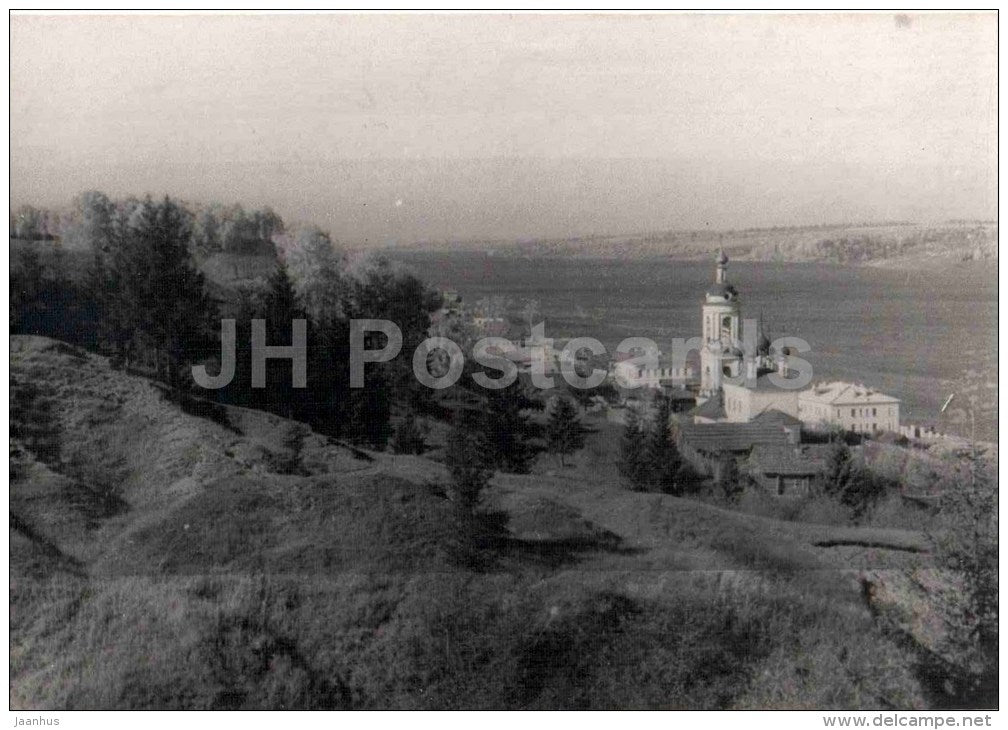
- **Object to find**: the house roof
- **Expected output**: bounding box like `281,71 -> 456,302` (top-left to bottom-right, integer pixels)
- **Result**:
748,444 -> 831,476
751,408 -> 803,428
800,381 -> 900,405
689,396 -> 726,421
678,420 -> 792,454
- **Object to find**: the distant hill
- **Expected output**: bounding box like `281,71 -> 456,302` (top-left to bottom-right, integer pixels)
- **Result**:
394,221 -> 998,269
13,219 -> 997,279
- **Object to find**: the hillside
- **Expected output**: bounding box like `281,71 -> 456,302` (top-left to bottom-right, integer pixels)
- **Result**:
10,335 -> 960,709
397,221 -> 997,269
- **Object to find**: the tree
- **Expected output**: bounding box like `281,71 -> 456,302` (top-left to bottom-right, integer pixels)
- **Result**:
11,246 -> 44,332
444,411 -> 494,563
87,242 -> 133,363
137,197 -> 214,388
391,412 -> 426,455
63,190 -> 115,252
11,205 -> 45,240
259,263 -> 305,418
191,207 -> 223,256
217,204 -> 283,255
822,439 -> 883,515
348,369 -> 392,449
102,196 -> 216,388
286,227 -> 347,324
444,411 -> 493,516
839,466 -> 885,516
262,262 -> 301,329
934,459 -> 998,702
717,455 -> 743,501
482,380 -> 539,473
618,407 -> 647,490
346,254 -> 440,404
217,284 -> 265,409
302,315 -> 352,438
644,396 -> 684,493
823,440 -> 855,498
546,396 -> 585,468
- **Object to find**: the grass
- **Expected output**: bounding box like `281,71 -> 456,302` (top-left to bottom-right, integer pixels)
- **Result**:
10,569 -> 927,709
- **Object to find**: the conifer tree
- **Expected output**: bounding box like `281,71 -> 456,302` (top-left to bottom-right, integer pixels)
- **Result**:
443,409 -> 493,563
645,396 -> 684,493
102,196 -> 215,388
483,380 -> 539,473
260,262 -> 305,418
301,316 -> 352,437
349,369 -> 392,449
11,246 -> 44,333
220,285 -> 263,409
444,408 -> 493,517
88,242 -> 133,365
823,439 -> 854,498
546,395 -> 585,468
618,407 -> 647,490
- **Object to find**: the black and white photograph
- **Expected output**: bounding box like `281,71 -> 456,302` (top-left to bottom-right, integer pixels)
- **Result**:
7,10 -> 999,718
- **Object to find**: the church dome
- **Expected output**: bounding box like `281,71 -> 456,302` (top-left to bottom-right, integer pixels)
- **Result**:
705,282 -> 739,301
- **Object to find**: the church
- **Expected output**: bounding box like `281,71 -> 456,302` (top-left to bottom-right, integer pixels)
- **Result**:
692,251 -> 900,434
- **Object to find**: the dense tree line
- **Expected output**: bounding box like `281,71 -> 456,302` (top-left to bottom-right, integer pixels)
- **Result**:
11,193 -> 283,257
10,205 -> 59,241
10,190 -> 439,448
12,243 -> 97,346
191,203 -> 283,256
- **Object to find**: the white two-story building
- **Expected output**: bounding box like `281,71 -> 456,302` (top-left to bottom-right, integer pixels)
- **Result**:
797,381 -> 900,434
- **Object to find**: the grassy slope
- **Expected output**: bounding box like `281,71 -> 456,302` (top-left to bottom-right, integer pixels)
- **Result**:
10,335 -> 935,709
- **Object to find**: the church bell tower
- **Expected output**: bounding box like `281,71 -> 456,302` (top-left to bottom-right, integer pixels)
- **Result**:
699,250 -> 743,398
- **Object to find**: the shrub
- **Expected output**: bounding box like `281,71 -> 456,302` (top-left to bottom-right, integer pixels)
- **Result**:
717,456 -> 744,502
823,441 -> 886,517
618,408 -> 647,490
443,413 -> 494,563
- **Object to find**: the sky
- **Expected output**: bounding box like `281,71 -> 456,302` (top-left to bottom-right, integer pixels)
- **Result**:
10,12 -> 998,245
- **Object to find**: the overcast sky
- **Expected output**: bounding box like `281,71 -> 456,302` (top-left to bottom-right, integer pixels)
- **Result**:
10,12 -> 998,245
